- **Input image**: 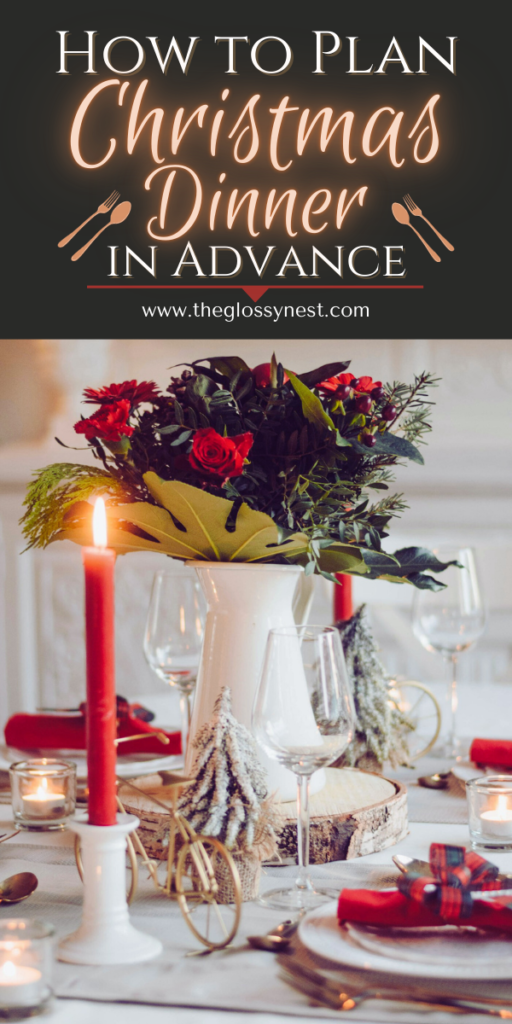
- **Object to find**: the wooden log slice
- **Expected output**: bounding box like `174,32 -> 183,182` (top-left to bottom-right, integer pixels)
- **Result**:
118,767 -> 407,865
274,767 -> 407,863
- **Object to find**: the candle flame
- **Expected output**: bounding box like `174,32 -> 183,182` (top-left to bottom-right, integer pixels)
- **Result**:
92,497 -> 108,548
0,961 -> 16,980
36,778 -> 48,798
497,795 -> 509,815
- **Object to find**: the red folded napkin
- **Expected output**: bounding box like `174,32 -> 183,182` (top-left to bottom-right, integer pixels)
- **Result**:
5,701 -> 181,757
338,843 -> 512,935
337,888 -> 512,934
470,738 -> 512,769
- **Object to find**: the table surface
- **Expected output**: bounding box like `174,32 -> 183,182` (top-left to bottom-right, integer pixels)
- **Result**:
3,684 -> 510,1023
2,789 -> 506,1024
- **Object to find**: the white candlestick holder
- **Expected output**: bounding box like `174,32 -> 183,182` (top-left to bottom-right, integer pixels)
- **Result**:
58,812 -> 162,965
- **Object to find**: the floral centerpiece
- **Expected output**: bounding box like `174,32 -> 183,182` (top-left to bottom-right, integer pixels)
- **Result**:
22,354 -> 453,588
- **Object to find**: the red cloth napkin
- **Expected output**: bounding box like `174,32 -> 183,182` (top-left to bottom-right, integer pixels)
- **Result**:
470,738 -> 512,769
5,710 -> 181,756
337,888 -> 512,933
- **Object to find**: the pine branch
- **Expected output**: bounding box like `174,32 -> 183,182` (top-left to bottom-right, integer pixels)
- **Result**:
20,463 -> 133,550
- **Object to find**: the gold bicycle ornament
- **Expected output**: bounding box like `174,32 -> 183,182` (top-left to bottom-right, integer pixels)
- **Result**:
387,679 -> 442,760
75,771 -> 242,951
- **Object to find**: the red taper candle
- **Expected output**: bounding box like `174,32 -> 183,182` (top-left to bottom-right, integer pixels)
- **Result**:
82,497 -> 117,826
334,573 -> 353,622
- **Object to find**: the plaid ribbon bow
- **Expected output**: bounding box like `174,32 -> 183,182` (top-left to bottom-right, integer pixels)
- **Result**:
397,843 -> 510,922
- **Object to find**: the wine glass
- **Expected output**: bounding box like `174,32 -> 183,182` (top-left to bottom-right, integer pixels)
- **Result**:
144,568 -> 205,759
252,624 -> 355,912
412,547 -> 485,758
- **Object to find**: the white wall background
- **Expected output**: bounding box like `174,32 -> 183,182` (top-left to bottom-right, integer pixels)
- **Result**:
0,337 -> 511,732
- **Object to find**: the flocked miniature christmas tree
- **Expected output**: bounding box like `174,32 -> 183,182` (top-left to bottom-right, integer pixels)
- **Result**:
178,687 -> 277,859
336,606 -> 413,769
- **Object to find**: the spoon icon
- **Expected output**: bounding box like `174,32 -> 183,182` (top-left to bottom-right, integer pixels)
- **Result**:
71,201 -> 132,262
391,202 -> 441,263
0,872 -> 38,903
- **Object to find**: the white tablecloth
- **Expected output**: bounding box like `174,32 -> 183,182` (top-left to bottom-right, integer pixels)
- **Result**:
3,801 -> 512,1024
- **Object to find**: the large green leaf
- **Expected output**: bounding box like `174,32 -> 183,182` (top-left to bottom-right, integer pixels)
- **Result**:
351,433 -> 424,464
361,549 -> 401,573
389,547 -> 459,575
297,362 -> 351,388
360,546 -> 457,589
315,543 -> 368,576
56,475 -> 310,564
285,371 -> 335,432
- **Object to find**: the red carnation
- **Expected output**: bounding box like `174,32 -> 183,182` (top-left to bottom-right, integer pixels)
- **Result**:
188,428 -> 253,480
317,373 -> 382,395
356,376 -> 382,393
317,373 -> 355,394
74,400 -> 134,442
83,380 -> 160,405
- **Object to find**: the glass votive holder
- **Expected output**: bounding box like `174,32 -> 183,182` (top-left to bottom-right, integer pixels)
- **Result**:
9,760 -> 76,832
0,920 -> 54,1020
467,775 -> 512,850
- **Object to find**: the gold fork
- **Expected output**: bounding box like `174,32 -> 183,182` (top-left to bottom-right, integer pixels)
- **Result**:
403,194 -> 454,251
58,190 -> 120,248
280,963 -> 512,1017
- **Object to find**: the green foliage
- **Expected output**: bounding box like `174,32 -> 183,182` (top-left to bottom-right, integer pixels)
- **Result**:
285,371 -> 335,432
20,358 -> 452,590
21,464 -> 132,550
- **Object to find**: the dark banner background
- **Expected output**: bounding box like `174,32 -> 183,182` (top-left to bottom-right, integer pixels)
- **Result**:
1,0 -> 510,339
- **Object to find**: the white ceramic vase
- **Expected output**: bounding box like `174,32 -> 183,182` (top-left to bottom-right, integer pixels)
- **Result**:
186,563 -> 324,801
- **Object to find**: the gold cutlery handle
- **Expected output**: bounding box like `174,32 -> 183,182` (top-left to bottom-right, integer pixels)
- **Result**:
421,215 -> 455,252
409,224 -> 441,263
71,222 -> 110,262
58,212 -> 98,248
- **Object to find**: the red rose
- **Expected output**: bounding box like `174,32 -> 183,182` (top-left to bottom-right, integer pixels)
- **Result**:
74,400 -> 134,442
188,428 -> 253,480
83,380 -> 160,405
252,363 -> 289,387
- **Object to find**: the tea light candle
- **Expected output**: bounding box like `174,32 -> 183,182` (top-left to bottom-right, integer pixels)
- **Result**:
10,759 -> 76,831
21,777 -> 66,821
0,960 -> 43,1007
467,775 -> 512,850
480,795 -> 512,837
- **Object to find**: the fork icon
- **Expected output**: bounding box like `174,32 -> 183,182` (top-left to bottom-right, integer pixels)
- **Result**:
58,191 -> 120,248
402,195 -> 454,252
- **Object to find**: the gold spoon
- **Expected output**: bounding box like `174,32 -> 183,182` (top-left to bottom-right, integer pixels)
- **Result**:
71,201 -> 132,262
418,770 -> 451,789
392,202 -> 441,263
0,872 -> 38,903
247,918 -> 300,951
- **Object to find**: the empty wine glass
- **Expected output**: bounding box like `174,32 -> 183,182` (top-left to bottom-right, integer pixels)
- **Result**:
144,568 -> 205,759
252,624 -> 355,912
412,547 -> 485,758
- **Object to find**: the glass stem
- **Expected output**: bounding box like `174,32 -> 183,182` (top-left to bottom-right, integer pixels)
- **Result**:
295,774 -> 313,893
447,654 -> 459,755
179,691 -> 191,761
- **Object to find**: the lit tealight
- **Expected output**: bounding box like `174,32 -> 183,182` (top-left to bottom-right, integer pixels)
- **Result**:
480,794 -> 512,837
0,958 -> 43,1006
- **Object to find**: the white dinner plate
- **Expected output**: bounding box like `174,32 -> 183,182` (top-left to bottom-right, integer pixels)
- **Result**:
1,746 -> 184,779
299,900 -> 512,980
